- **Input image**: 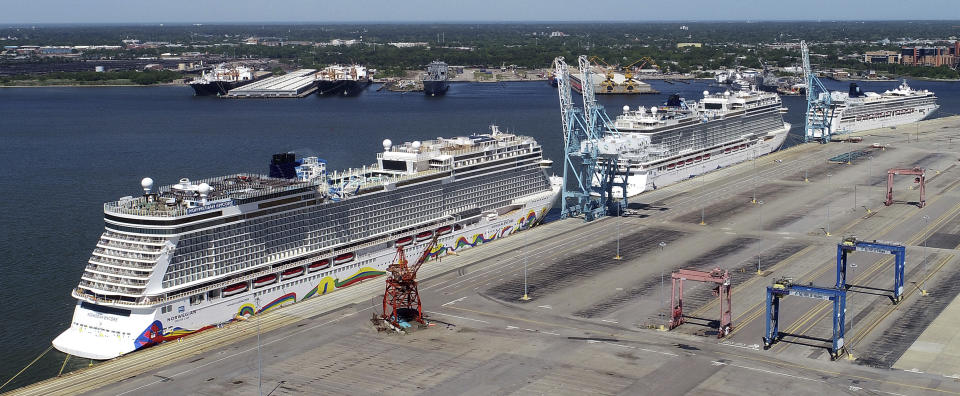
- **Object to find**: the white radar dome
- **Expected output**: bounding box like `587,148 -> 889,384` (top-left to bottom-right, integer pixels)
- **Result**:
703,90 -> 710,97
382,139 -> 392,151
651,106 -> 658,114
724,91 -> 731,97
622,105 -> 630,112
412,141 -> 421,150
198,183 -> 212,194
141,177 -> 154,193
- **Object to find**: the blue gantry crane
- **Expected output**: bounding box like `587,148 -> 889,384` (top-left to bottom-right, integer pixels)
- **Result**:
763,278 -> 848,359
802,40 -> 835,143
553,55 -> 647,221
836,237 -> 907,303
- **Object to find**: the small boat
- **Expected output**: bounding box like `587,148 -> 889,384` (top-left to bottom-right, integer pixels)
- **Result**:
222,282 -> 248,297
437,225 -> 452,235
667,163 -> 675,169
685,159 -> 694,165
253,274 -> 277,288
416,231 -> 433,241
704,154 -> 711,160
281,267 -> 304,280
308,259 -> 330,272
724,148 -> 731,153
396,236 -> 413,246
333,252 -> 355,265
694,156 -> 702,162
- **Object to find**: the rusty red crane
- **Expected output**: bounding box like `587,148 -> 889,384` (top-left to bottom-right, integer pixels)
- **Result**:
381,233 -> 439,328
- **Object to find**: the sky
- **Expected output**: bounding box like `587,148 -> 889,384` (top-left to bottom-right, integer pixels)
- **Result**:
0,0 -> 957,24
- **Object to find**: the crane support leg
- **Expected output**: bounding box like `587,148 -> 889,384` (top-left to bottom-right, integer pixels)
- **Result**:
837,238 -> 907,303
669,268 -> 732,338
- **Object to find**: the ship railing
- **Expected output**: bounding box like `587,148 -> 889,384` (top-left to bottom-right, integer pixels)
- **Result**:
85,264 -> 151,279
102,231 -> 166,245
88,256 -> 156,270
93,247 -> 158,261
97,240 -> 162,253
82,272 -> 149,286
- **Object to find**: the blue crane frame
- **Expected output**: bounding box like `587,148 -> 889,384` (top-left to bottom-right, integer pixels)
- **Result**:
836,240 -> 906,303
763,284 -> 847,359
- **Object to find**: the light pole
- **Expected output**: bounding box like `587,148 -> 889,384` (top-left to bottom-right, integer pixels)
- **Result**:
921,214 -> 930,296
752,146 -> 758,204
700,164 -> 706,225
658,241 -> 666,318
614,203 -> 622,260
256,295 -> 262,396
826,173 -> 832,237
868,155 -> 873,186
757,200 -> 764,274
522,228 -> 530,300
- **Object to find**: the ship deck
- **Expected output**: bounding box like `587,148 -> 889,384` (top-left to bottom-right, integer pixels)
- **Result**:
11,116 -> 960,396
224,69 -> 318,98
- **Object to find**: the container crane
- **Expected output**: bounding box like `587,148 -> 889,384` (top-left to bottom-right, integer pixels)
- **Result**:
553,56 -> 648,221
802,41 -> 835,143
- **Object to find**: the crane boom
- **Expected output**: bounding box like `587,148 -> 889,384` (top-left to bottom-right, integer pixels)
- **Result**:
408,234 -> 439,279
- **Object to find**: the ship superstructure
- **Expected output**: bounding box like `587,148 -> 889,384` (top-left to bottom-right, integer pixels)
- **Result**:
53,126 -> 561,359
188,64 -> 257,96
316,64 -> 372,96
807,81 -> 938,139
423,61 -> 450,96
606,88 -> 790,196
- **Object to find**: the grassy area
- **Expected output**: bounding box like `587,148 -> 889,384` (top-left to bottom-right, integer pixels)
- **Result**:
0,70 -> 182,86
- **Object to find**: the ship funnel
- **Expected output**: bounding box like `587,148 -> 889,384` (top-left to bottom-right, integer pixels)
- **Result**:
198,183 -> 212,206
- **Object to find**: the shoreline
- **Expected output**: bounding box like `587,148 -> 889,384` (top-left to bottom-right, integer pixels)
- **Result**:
0,82 -> 188,88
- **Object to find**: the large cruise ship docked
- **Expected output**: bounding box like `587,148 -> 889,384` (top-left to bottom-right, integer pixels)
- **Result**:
807,81 -> 939,139
53,127 -> 561,360
605,88 -> 790,197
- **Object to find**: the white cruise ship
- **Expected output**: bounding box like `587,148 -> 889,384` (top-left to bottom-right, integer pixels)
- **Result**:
604,88 -> 790,197
53,126 -> 561,360
807,81 -> 939,139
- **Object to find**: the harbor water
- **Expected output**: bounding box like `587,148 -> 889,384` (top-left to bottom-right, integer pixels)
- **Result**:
1,78 -> 958,389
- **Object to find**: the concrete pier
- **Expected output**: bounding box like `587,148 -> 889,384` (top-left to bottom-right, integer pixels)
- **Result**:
224,69 -> 318,98
9,116 -> 960,395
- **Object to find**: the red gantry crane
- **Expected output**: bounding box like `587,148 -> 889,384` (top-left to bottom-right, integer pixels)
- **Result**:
669,268 -> 732,338
885,167 -> 925,208
380,233 -> 439,329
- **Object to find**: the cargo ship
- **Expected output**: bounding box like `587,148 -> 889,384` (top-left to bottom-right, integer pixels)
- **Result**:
316,64 -> 372,96
604,88 -> 790,197
423,61 -> 450,96
188,64 -> 258,96
52,126 -> 561,360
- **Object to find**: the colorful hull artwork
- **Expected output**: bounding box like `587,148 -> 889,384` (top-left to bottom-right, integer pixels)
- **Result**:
116,199 -> 557,357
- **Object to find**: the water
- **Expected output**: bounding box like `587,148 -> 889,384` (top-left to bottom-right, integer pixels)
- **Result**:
0,78 -> 957,389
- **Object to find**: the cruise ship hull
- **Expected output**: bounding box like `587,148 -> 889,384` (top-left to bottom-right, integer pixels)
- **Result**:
830,103 -> 939,136
53,187 -> 559,360
621,123 -> 789,197
423,80 -> 450,96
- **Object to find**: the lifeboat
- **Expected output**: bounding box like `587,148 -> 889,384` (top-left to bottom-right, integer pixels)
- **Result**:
281,267 -> 304,280
704,153 -> 711,160
685,159 -> 694,165
308,259 -> 330,272
253,274 -> 277,288
416,231 -> 433,241
740,144 -> 747,149
724,148 -> 731,153
396,236 -> 413,246
667,163 -> 675,170
694,156 -> 702,162
437,225 -> 452,235
454,224 -> 463,231
334,253 -> 355,265
222,282 -> 248,297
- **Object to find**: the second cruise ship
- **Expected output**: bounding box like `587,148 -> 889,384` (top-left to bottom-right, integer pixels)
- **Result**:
605,88 -> 790,197
53,126 -> 561,360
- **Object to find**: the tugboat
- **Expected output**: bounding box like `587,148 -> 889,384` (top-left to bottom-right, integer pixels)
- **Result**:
422,61 -> 450,96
